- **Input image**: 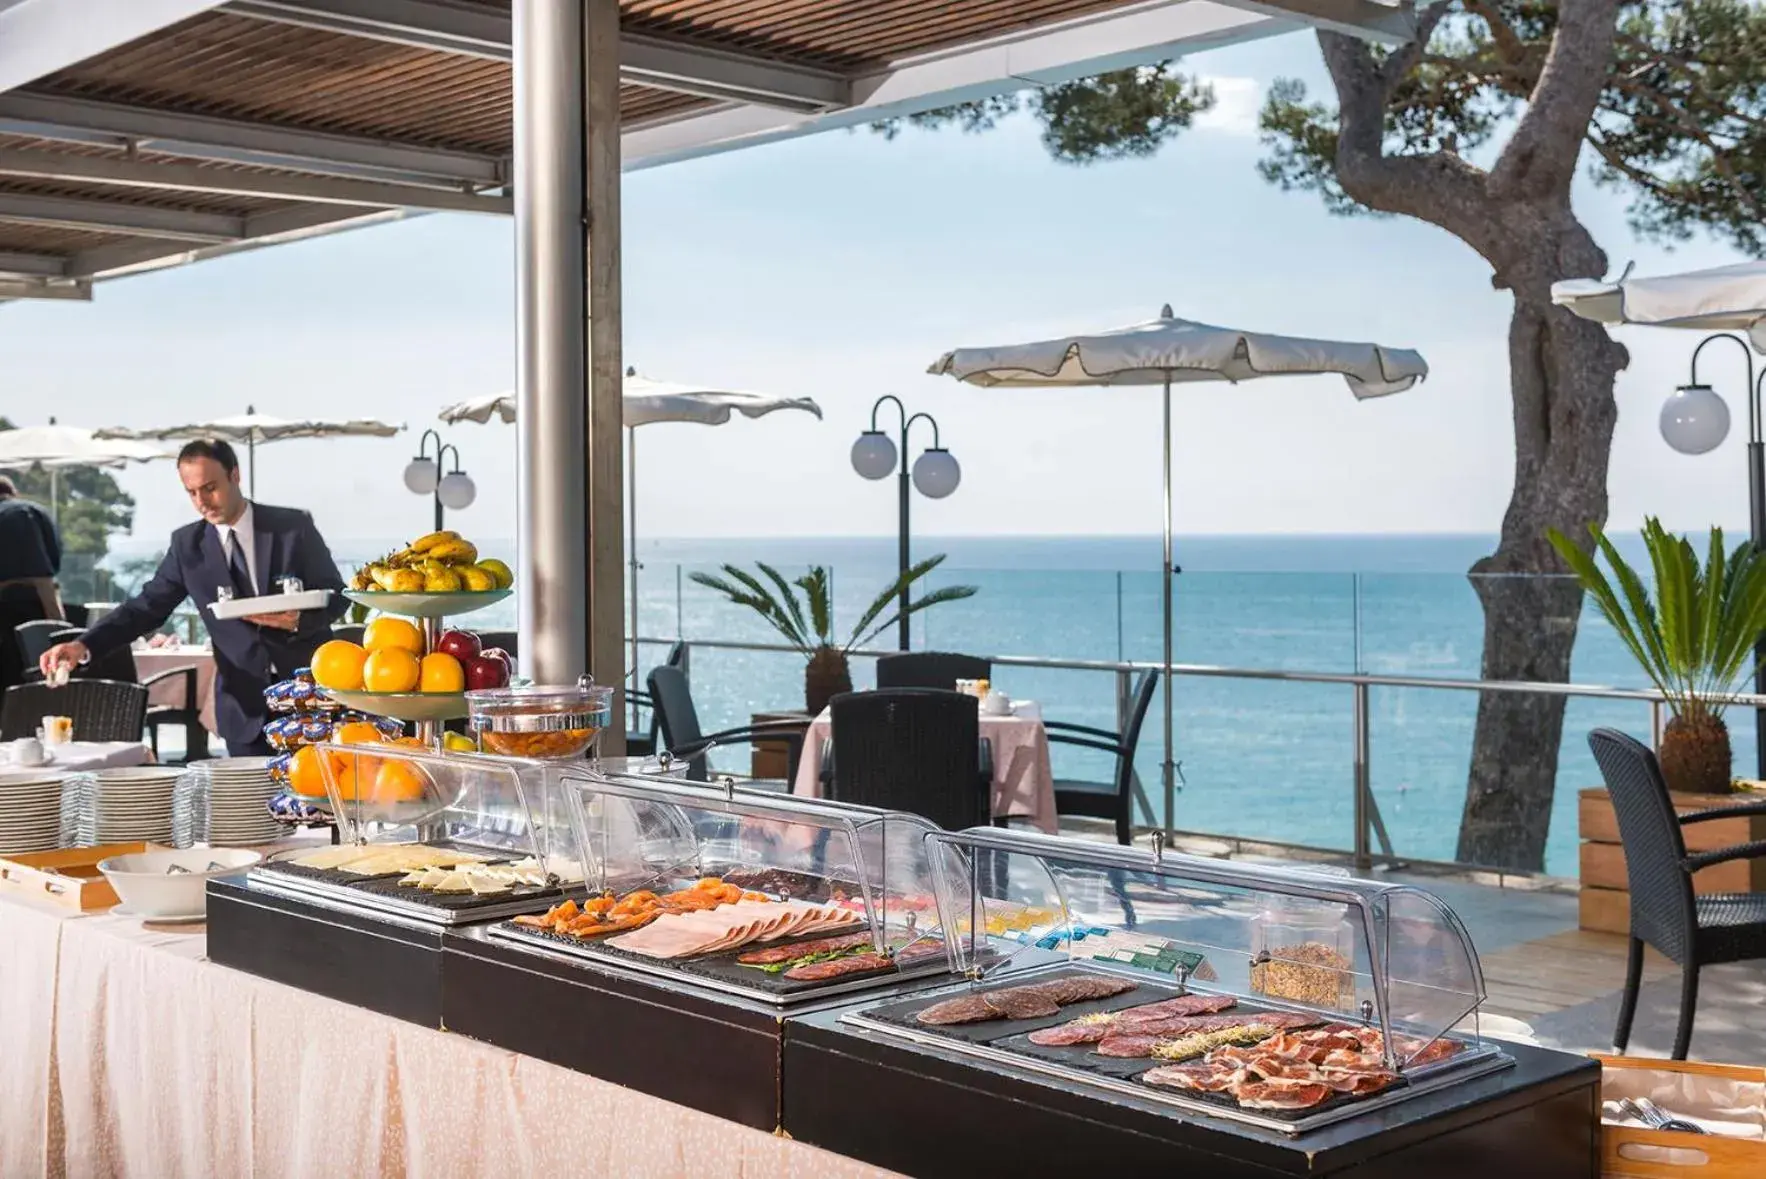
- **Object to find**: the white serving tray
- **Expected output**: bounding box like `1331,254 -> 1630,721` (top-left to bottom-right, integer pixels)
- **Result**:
207,589 -> 333,620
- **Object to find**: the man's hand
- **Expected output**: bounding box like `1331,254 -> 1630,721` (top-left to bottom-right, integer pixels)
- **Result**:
40,641 -> 89,682
242,610 -> 300,631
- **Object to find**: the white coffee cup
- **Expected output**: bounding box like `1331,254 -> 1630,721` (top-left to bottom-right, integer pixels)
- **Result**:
10,736 -> 46,766
982,690 -> 1012,716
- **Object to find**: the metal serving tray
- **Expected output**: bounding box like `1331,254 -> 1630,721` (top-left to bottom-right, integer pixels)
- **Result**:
246,863 -> 562,928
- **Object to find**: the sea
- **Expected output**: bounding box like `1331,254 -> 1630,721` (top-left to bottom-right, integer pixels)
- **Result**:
111,531 -> 1727,877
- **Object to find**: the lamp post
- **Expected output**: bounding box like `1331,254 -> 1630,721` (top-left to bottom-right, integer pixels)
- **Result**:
1662,332 -> 1765,775
403,428 -> 477,532
851,395 -> 960,649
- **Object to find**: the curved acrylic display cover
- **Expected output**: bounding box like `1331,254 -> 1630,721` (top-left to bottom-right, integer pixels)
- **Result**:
559,769 -> 946,960
316,743 -> 570,867
926,828 -> 1487,1072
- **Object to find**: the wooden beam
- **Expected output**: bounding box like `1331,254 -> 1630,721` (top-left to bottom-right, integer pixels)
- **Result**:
585,0 -> 625,751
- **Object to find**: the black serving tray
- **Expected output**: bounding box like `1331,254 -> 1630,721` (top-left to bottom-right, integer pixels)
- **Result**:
856,967 -> 1178,1044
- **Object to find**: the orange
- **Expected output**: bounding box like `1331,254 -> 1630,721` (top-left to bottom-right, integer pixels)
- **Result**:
310,640 -> 367,691
334,720 -> 385,746
288,744 -> 328,798
419,651 -> 465,693
370,758 -> 429,803
362,616 -> 423,655
362,647 -> 421,693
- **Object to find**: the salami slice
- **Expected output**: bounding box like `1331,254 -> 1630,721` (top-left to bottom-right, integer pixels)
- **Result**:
736,932 -> 873,966
784,952 -> 894,981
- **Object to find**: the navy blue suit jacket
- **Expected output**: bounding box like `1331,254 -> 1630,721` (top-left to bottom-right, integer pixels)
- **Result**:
83,504 -> 347,750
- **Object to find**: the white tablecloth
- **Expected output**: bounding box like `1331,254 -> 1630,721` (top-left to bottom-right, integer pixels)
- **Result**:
0,741 -> 152,773
0,891 -> 900,1179
134,646 -> 219,734
792,701 -> 1058,833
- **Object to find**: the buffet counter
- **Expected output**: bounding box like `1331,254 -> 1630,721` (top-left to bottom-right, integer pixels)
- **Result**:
0,891 -> 896,1179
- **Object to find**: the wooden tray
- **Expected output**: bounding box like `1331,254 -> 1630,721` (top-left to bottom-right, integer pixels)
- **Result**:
0,843 -> 149,911
1597,1054 -> 1766,1178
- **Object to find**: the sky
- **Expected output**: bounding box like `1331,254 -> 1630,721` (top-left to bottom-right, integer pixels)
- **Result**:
0,28 -> 1756,556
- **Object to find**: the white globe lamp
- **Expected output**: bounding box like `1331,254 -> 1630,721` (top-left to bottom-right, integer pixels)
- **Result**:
911,448 -> 961,499
1660,385 -> 1731,456
403,456 -> 440,495
437,471 -> 477,511
850,431 -> 897,480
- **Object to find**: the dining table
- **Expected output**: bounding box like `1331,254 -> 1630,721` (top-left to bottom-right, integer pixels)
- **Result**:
134,643 -> 220,734
791,699 -> 1058,833
0,741 -> 152,774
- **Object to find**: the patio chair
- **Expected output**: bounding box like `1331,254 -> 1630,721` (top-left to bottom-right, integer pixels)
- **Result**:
1048,671 -> 1159,845
14,619 -> 65,675
627,641 -> 687,757
874,651 -> 991,691
828,689 -> 993,830
1,679 -> 149,743
1587,728 -> 1766,1060
47,627 -> 208,762
648,664 -> 802,786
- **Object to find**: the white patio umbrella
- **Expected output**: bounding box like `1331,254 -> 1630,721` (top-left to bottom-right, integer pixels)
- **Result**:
96,406 -> 404,497
0,420 -> 172,525
929,305 -> 1428,821
439,370 -> 824,723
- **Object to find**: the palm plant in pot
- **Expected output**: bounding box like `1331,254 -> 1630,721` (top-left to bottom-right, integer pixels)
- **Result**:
689,555 -> 978,715
1549,518 -> 1766,794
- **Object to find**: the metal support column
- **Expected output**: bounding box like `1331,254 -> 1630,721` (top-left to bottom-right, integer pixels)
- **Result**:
512,0 -> 587,685
586,0 -> 626,751
1352,680 -> 1372,871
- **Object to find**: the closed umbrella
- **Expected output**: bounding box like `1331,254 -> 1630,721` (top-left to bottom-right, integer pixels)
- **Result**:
96,406 -> 404,497
929,305 -> 1427,824
440,370 -> 823,723
0,419 -> 171,525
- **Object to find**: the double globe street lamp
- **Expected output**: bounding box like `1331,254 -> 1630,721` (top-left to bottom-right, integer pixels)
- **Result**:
851,395 -> 960,650
403,428 -> 477,531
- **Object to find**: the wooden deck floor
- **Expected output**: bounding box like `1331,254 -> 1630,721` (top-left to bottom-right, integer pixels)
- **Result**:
1479,929 -> 1675,1022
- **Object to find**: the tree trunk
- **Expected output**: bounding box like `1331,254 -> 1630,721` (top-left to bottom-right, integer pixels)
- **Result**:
1455,237 -> 1627,870
804,646 -> 852,716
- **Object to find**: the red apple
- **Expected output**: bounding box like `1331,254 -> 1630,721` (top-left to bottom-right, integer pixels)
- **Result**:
434,629 -> 482,662
481,647 -> 514,676
464,653 -> 510,690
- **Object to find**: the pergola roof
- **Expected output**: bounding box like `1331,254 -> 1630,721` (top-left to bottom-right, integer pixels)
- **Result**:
0,0 -> 1413,300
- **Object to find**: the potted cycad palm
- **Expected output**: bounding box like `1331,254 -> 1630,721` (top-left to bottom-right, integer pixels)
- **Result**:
690,555 -> 978,715
1549,518 -> 1766,794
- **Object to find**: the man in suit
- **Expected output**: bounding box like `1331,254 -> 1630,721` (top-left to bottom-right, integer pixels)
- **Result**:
0,473 -> 63,689
40,439 -> 347,755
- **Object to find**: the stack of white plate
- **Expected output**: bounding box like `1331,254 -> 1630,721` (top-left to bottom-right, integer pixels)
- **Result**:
64,767 -> 180,846
175,758 -> 282,847
0,771 -> 65,854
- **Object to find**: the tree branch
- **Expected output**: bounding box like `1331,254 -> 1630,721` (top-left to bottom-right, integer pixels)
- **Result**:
1491,0 -> 1623,198
1463,0 -> 1527,65
1379,0 -> 1456,92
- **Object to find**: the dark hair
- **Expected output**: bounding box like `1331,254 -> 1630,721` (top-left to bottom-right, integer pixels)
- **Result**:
177,438 -> 239,475
0,474 -> 14,497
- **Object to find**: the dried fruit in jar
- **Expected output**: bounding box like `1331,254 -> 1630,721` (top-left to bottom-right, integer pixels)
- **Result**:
479,728 -> 596,759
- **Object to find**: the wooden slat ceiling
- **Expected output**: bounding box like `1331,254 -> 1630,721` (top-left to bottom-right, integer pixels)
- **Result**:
0,223 -> 131,253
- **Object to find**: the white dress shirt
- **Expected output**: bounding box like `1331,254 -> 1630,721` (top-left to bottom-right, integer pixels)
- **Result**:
213,502 -> 260,595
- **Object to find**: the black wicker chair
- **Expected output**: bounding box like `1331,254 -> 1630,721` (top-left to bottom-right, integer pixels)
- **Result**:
1587,728 -> 1766,1059
874,651 -> 991,691
648,664 -> 802,785
628,641 -> 687,757
14,619 -> 65,676
827,689 -> 994,830
1,679 -> 150,742
1048,671 -> 1159,845
47,627 -> 209,763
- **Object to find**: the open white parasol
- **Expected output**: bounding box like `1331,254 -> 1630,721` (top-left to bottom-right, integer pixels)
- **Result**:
96,406 -> 404,497
929,305 -> 1428,822
0,420 -> 172,524
439,370 -> 823,723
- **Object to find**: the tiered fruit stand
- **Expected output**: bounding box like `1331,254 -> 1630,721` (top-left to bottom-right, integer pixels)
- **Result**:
319,588 -> 513,746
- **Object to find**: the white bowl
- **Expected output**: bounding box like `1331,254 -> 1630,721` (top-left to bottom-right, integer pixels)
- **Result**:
97,848 -> 262,918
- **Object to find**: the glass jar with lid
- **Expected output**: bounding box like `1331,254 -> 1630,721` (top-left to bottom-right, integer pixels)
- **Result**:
465,677 -> 613,761
1249,884 -> 1358,1012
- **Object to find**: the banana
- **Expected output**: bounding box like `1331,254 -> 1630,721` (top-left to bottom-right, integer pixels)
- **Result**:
427,539 -> 478,565
408,530 -> 462,555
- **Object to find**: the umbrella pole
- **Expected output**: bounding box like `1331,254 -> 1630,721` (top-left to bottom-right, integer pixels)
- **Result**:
628,426 -> 640,732
248,434 -> 256,499
49,467 -> 59,528
1161,373 -> 1175,834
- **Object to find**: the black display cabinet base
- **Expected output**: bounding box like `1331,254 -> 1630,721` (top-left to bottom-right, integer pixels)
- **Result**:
441,926 -> 947,1131
784,1010 -> 1600,1179
206,875 -> 445,1028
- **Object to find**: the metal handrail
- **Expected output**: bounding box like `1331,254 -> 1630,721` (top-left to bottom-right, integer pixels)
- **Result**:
633,631 -> 1763,872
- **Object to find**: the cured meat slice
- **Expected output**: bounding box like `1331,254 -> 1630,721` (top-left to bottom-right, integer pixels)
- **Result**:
1036,975 -> 1138,1005
1029,996 -> 1244,1047
738,932 -> 874,965
784,952 -> 894,981
915,994 -> 997,1026
983,989 -> 1061,1020
1142,1062 -> 1242,1093
1318,1068 -> 1396,1096
1232,1079 -> 1334,1111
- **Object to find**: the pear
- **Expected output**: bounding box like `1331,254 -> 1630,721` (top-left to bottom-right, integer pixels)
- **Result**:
477,558 -> 513,589
424,566 -> 464,592
389,568 -> 426,593
459,565 -> 495,592
368,563 -> 397,590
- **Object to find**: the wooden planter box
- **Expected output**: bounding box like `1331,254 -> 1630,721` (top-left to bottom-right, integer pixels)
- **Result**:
1578,787 -> 1766,934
